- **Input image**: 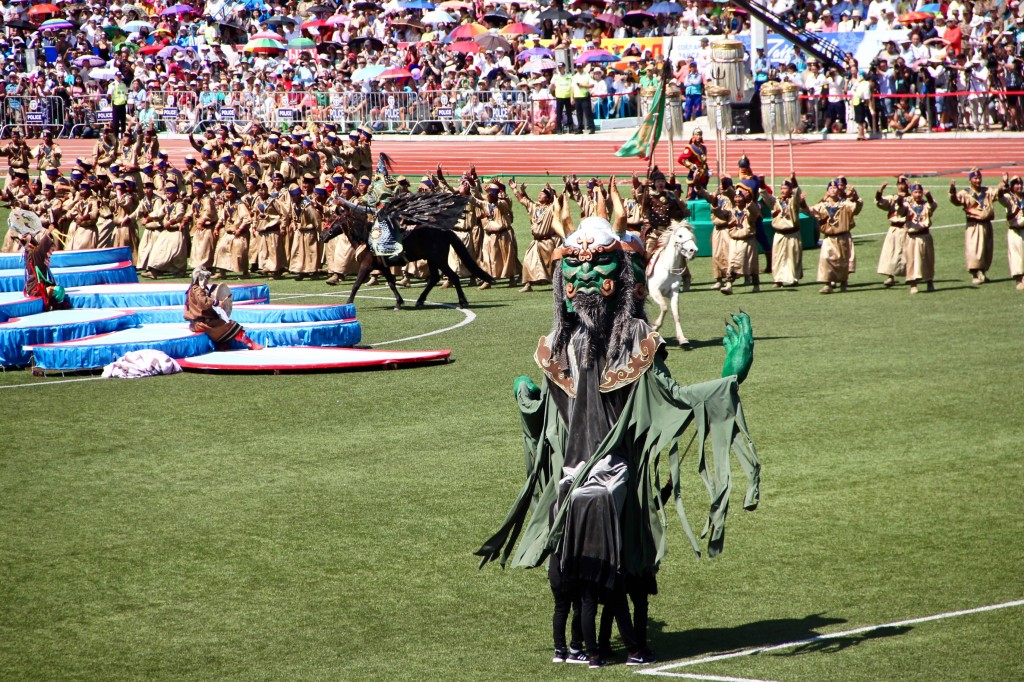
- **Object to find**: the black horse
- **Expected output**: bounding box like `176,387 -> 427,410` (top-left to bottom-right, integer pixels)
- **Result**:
321,215 -> 493,310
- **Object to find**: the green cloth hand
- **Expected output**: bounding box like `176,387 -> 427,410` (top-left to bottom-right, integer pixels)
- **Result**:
721,312 -> 754,384
513,375 -> 540,399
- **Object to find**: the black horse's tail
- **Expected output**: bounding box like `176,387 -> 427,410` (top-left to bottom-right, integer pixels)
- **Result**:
447,232 -> 494,284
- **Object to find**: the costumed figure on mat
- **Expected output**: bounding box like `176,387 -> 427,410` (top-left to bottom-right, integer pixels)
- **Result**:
949,168 -> 998,285
676,128 -> 710,200
997,174 -> 1024,291
874,175 -> 910,288
19,228 -> 70,312
477,218 -> 760,668
184,268 -> 264,351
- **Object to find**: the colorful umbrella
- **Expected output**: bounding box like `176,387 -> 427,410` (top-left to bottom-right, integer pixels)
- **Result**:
447,40 -> 480,53
378,67 -> 413,80
623,10 -> 655,27
243,37 -> 286,52
250,30 -> 285,40
648,1 -> 683,15
594,13 -> 622,26
39,18 -> 74,30
73,55 -> 107,67
474,33 -> 512,52
517,46 -> 553,60
27,3 -> 60,16
288,37 -> 317,49
352,63 -> 387,81
521,58 -> 557,73
574,48 -> 619,64
160,4 -> 197,15
123,20 -> 153,32
899,11 -> 931,23
500,21 -> 539,35
448,22 -> 486,39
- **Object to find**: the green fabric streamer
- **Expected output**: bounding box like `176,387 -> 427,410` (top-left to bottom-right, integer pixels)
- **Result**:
614,83 -> 666,160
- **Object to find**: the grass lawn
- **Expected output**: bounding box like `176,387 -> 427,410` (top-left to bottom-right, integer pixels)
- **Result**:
1,177 -> 1022,681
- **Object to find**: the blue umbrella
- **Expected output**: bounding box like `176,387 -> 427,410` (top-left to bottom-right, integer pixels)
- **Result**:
352,64 -> 387,81
648,2 -> 683,15
919,3 -> 941,13
400,0 -> 435,9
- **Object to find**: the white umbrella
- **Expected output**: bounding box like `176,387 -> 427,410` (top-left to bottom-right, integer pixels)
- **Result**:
520,57 -> 557,73
422,9 -> 454,24
352,64 -> 388,81
89,67 -> 120,80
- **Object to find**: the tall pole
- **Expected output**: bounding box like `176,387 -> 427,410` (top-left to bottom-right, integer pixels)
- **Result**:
769,98 -> 776,190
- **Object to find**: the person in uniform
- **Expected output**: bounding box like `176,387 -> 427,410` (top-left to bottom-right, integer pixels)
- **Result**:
809,179 -> 863,294
288,184 -> 322,280
695,178 -> 735,290
997,174 -> 1024,291
470,180 -> 520,288
111,179 -> 139,257
1,170 -> 35,252
212,184 -> 250,279
437,166 -> 483,286
92,128 -> 118,173
138,183 -> 187,278
69,182 -> 102,251
187,180 -> 218,271
33,130 -> 62,173
510,179 -> 566,292
253,180 -> 289,279
710,184 -> 761,295
949,169 -> 998,285
639,167 -> 690,255
676,128 -> 710,200
903,183 -> 938,294
566,176 -> 610,219
761,174 -> 809,287
0,128 -> 32,186
874,175 -> 910,287
324,175 -> 361,286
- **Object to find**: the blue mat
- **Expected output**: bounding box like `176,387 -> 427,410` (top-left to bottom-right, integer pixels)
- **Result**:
0,262 -> 139,293
132,303 -> 357,325
27,324 -> 214,371
1,309 -> 139,367
246,319 -> 361,349
67,283 -> 271,309
0,293 -> 44,322
0,247 -> 132,271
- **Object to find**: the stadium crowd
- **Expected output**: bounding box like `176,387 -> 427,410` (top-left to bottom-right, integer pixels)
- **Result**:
0,0 -> 1021,137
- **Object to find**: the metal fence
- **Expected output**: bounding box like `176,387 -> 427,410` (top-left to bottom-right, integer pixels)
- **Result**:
0,88 -> 640,138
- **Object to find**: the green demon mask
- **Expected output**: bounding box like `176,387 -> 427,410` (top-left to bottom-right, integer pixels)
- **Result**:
557,217 -> 642,313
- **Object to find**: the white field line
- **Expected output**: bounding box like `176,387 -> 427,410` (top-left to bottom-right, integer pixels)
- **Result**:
646,673 -> 777,682
854,217 -> 1005,240
0,376 -> 106,389
639,598 -> 1024,678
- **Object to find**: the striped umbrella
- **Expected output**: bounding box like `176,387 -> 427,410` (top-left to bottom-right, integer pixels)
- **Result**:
448,22 -> 486,39
500,22 -> 539,35
39,18 -> 75,30
520,58 -> 557,73
243,37 -> 286,53
288,37 -> 317,49
250,30 -> 285,40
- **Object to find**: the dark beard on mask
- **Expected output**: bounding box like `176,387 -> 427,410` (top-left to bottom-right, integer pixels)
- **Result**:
571,290 -> 612,369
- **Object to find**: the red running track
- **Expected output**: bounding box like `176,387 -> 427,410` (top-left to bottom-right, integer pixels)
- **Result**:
45,137 -> 1024,180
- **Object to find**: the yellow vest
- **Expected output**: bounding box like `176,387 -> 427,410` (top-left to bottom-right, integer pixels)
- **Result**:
553,74 -> 573,98
112,83 -> 129,106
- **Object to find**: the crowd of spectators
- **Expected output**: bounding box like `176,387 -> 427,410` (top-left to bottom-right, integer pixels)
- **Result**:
0,0 -> 1021,138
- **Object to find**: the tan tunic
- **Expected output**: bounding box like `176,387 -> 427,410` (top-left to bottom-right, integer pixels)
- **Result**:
904,196 -> 938,283
810,197 -> 862,283
764,189 -> 804,285
254,194 -> 290,273
951,187 -> 998,272
999,190 -> 1024,278
113,193 -> 138,257
213,200 -> 251,274
33,143 -> 62,172
711,200 -> 760,277
448,197 -> 481,278
288,197 -> 322,274
516,192 -> 562,285
69,196 -> 101,251
875,193 -> 908,277
141,197 -> 187,275
700,187 -> 734,280
472,195 -> 520,280
187,194 -> 218,270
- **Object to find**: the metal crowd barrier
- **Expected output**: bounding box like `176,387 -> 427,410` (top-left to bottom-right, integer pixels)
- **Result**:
0,96 -> 68,139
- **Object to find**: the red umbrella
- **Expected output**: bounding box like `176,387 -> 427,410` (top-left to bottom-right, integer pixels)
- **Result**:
138,45 -> 163,55
448,22 -> 486,39
595,13 -> 622,27
448,40 -> 481,53
378,67 -> 413,80
301,19 -> 331,29
500,22 -> 540,35
899,11 -> 931,23
27,3 -> 61,16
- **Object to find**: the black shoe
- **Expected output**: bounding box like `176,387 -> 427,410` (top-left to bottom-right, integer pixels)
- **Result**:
552,648 -> 568,664
626,652 -> 657,666
565,648 -> 588,664
588,656 -> 607,669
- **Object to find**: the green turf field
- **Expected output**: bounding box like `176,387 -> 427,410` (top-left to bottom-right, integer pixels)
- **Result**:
2,178 -> 1023,681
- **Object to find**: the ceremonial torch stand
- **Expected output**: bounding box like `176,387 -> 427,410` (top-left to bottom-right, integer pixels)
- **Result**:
780,81 -> 801,175
705,86 -> 732,182
760,81 -> 783,189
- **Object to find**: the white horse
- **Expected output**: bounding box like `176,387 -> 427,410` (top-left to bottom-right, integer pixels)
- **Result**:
646,220 -> 699,347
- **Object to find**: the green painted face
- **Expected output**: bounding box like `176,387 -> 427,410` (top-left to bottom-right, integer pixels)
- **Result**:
561,250 -> 622,312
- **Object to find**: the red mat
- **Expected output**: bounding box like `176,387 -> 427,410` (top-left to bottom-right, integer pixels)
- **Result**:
178,346 -> 451,373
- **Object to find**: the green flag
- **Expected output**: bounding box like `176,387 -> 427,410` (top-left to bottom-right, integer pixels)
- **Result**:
615,81 -> 665,160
